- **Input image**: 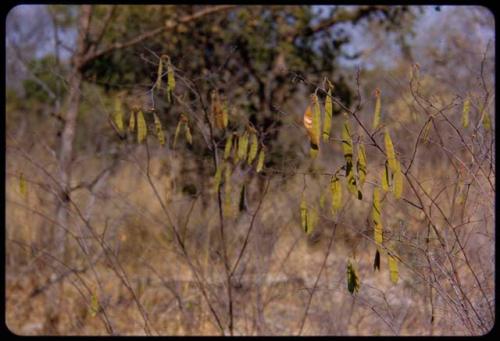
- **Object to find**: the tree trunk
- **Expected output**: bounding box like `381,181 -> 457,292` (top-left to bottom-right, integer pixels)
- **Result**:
52,5 -> 91,259
45,7 -> 91,333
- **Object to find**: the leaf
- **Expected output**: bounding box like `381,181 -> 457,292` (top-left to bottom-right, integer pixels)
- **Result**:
224,134 -> 233,160
153,113 -> 165,145
89,293 -> 99,317
19,172 -> 27,197
388,253 -> 399,284
374,249 -> 381,271
384,129 -> 397,172
256,148 -> 265,173
373,88 -> 381,129
156,57 -> 163,91
128,110 -> 136,133
392,159 -> 403,199
247,133 -> 258,165
136,110 -> 147,143
237,131 -> 249,162
372,188 -> 383,245
300,195 -> 308,232
381,161 -> 390,192
113,97 -> 124,133
306,207 -> 318,235
346,260 -> 360,294
323,88 -> 333,142
357,144 -> 367,186
462,97 -> 470,128
330,175 -> 342,214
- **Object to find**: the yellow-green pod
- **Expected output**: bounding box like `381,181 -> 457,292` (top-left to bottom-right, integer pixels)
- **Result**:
357,144 -> 367,186
462,97 -> 470,128
323,88 -> 332,142
247,133 -> 258,165
153,113 -> 165,145
224,134 -> 233,160
384,129 -> 397,172
113,97 -> 124,133
388,253 -> 399,284
330,175 -> 342,214
256,148 -> 265,173
128,111 -> 136,133
136,110 -> 147,143
237,131 -> 249,162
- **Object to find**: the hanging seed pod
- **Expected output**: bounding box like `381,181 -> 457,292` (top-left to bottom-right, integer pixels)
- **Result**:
136,110 -> 147,143
373,88 -> 381,129
214,163 -> 223,192
421,120 -> 432,144
342,119 -> 353,160
482,110 -> 492,131
224,164 -> 232,218
221,100 -> 229,129
184,121 -> 192,145
319,190 -> 326,209
304,95 -> 320,156
19,172 -> 27,197
113,96 -> 124,133
384,129 -> 397,172
346,159 -> 358,197
248,133 -> 259,165
357,144 -> 367,186
323,87 -> 333,142
256,148 -> 265,173
156,57 -> 164,91
372,188 -> 383,245
392,159 -> 403,199
381,161 -> 390,192
300,195 -> 308,232
312,94 -> 321,144
247,132 -> 258,165
173,117 -> 183,149
128,110 -> 136,133
89,293 -> 99,317
153,113 -> 165,145
346,260 -> 360,294
388,252 -> 399,284
224,134 -> 233,160
166,57 -> 175,103
462,97 -> 470,128
306,208 -> 318,235
237,131 -> 249,162
330,175 -> 342,214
